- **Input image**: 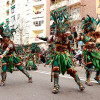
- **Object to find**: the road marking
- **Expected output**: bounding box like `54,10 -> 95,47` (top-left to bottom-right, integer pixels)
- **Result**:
34,70 -> 98,83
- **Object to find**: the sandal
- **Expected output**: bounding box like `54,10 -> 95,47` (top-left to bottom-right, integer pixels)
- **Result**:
28,76 -> 32,83
94,78 -> 100,85
52,87 -> 58,94
56,84 -> 60,89
85,81 -> 93,86
0,82 -> 5,86
79,85 -> 85,91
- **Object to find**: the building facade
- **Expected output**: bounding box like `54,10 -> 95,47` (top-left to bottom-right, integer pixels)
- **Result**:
0,0 -> 50,48
0,0 -> 24,44
68,0 -> 100,33
68,0 -> 82,33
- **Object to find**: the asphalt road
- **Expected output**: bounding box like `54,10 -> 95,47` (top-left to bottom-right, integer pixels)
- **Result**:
0,64 -> 100,100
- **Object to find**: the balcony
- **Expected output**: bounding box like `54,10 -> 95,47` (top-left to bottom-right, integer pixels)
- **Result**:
33,11 -> 44,18
32,25 -> 44,31
50,0 -> 68,11
69,0 -> 81,6
71,16 -> 81,21
70,7 -> 81,21
33,0 -> 44,7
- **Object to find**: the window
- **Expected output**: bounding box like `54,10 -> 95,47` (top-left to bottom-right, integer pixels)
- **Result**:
11,5 -> 15,13
33,20 -> 44,26
35,11 -> 41,14
11,15 -> 15,23
71,7 -> 81,20
35,21 -> 38,26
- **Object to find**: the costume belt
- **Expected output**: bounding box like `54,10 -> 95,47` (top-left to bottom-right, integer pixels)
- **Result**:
6,54 -> 13,57
55,51 -> 67,55
83,48 -> 94,52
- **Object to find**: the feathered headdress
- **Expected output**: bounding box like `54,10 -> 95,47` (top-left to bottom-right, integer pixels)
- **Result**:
81,15 -> 97,34
51,9 -> 71,36
0,22 -> 16,37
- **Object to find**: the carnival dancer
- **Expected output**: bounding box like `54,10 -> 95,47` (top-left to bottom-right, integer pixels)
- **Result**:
26,50 -> 38,70
36,10 -> 85,94
0,23 -> 32,86
93,24 -> 100,84
76,15 -> 100,86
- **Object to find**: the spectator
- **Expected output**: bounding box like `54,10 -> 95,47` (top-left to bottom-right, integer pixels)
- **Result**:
75,47 -> 82,66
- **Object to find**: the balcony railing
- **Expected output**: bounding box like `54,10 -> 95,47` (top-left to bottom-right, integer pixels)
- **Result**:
33,0 -> 44,6
50,0 -> 68,11
32,25 -> 44,31
33,11 -> 44,18
69,0 -> 81,6
71,16 -> 81,21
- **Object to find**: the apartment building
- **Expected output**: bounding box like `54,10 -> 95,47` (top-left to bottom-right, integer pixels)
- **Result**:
0,0 -> 50,48
0,0 -> 23,44
31,0 -> 50,47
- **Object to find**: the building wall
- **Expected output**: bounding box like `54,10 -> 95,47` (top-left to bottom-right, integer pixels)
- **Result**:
69,0 -> 97,33
30,0 -> 50,46
46,0 -> 50,37
81,0 -> 96,18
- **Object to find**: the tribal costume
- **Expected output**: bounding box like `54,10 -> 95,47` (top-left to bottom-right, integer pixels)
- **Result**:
0,23 -> 32,86
26,53 -> 38,70
77,15 -> 100,85
37,10 -> 85,94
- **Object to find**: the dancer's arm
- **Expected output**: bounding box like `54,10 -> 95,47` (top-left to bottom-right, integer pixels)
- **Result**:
36,35 -> 55,42
0,43 -> 13,58
36,35 -> 48,41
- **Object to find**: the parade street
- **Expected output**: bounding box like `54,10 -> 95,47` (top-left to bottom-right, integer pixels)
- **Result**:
0,64 -> 100,100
